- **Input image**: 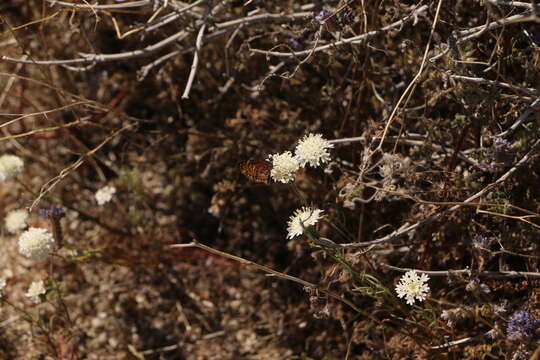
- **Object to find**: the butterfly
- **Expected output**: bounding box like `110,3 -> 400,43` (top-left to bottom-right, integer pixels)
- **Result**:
239,160 -> 271,183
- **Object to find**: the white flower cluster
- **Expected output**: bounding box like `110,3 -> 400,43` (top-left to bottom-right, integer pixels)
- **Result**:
294,133 -> 334,168
395,270 -> 430,305
286,207 -> 324,239
268,152 -> 299,184
0,154 -> 24,182
268,133 -> 333,183
18,227 -> 55,261
26,280 -> 46,304
95,185 -> 117,205
5,209 -> 28,234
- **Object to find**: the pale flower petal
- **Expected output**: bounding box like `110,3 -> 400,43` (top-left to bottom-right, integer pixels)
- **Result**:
268,151 -> 300,183
18,227 -> 55,261
95,185 -> 116,205
294,133 -> 334,168
286,207 -> 323,239
5,209 -> 28,234
395,270 -> 430,305
26,280 -> 46,304
0,155 -> 24,182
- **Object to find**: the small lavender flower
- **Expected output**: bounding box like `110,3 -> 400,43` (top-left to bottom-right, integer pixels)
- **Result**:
479,137 -> 513,172
314,10 -> 332,23
39,205 -> 66,219
465,278 -> 491,294
507,310 -> 540,342
492,136 -> 511,152
485,329 -> 499,340
479,283 -> 491,294
479,157 -> 499,172
289,37 -> 304,50
337,8 -> 355,28
492,301 -> 508,316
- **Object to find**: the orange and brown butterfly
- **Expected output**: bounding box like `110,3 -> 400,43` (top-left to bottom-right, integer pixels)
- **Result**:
239,160 -> 272,183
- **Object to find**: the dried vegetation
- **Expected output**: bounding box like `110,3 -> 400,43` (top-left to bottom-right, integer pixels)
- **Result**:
1,0 -> 540,358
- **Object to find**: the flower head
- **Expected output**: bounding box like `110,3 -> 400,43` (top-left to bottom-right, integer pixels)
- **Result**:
295,133 -> 333,168
314,9 -> 332,23
18,227 -> 55,261
395,270 -> 430,305
286,207 -> 323,239
492,136 -> 511,152
5,209 -> 28,234
268,151 -> 300,183
492,301 -> 508,316
95,185 -> 116,205
507,310 -> 540,342
39,205 -> 66,219
0,154 -> 24,182
26,280 -> 46,304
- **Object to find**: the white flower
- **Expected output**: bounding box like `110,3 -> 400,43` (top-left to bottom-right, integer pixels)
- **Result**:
95,185 -> 116,205
294,133 -> 334,168
0,278 -> 6,295
0,155 -> 24,182
395,270 -> 430,305
286,207 -> 323,239
268,151 -> 300,183
26,280 -> 46,304
5,209 -> 28,234
18,227 -> 55,261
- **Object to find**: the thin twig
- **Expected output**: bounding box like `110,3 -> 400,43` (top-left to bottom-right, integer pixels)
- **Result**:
45,0 -> 150,9
182,23 -> 207,99
317,137 -> 540,248
170,240 -> 364,313
449,74 -> 540,96
376,0 -> 443,151
381,264 -> 540,279
250,5 -> 428,58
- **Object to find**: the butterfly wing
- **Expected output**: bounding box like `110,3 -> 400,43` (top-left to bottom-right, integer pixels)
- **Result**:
240,160 -> 271,183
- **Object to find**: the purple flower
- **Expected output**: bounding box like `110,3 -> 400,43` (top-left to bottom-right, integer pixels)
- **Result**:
485,329 -> 499,340
492,301 -> 508,316
314,10 -> 332,23
337,8 -> 355,28
466,278 -> 491,294
289,36 -> 304,50
479,136 -> 513,172
492,136 -> 511,152
507,310 -> 540,342
39,205 -> 65,219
